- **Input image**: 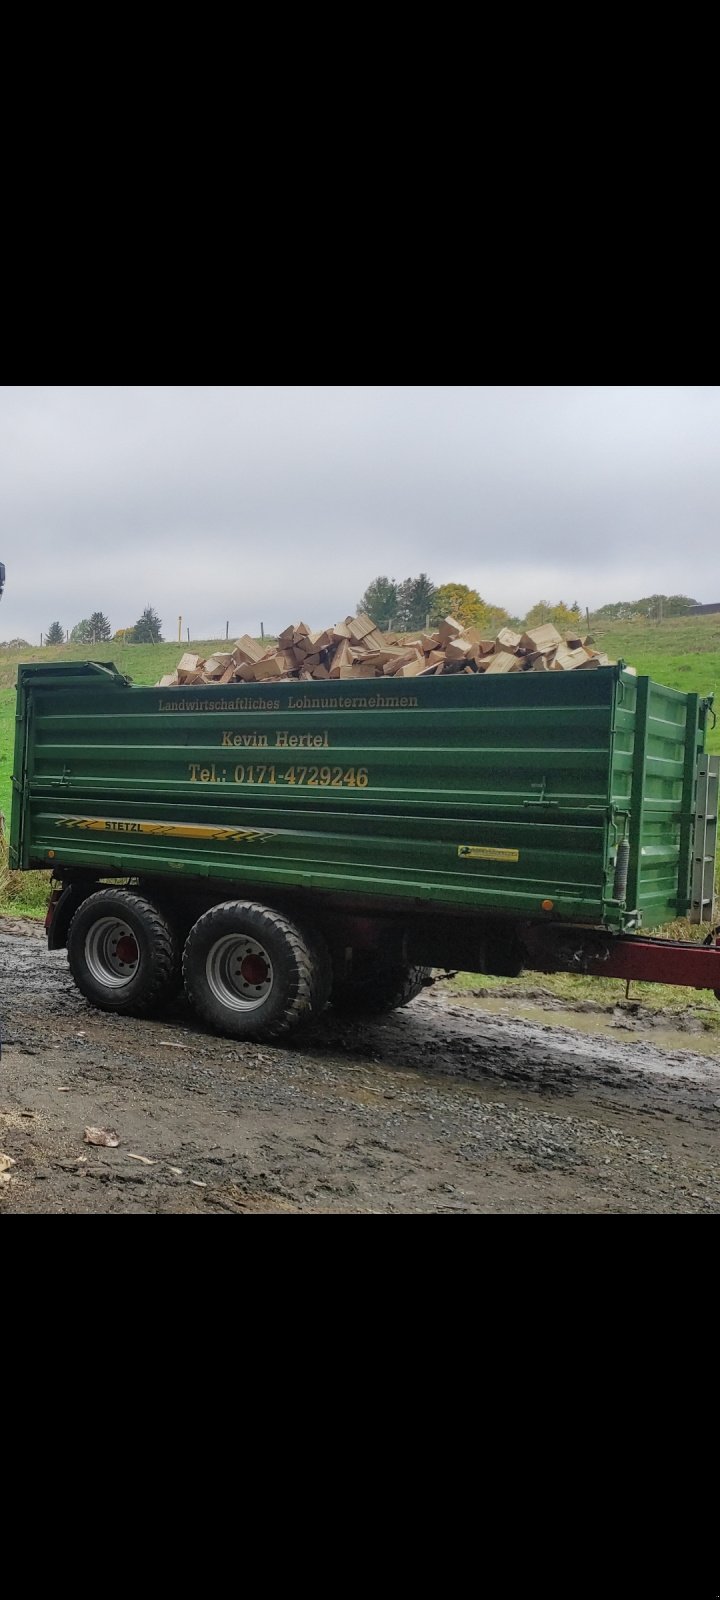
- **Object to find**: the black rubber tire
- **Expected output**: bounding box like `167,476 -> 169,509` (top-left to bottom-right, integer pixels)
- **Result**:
66,889 -> 181,1016
331,957 -> 433,1016
298,922 -> 333,1020
182,900 -> 317,1039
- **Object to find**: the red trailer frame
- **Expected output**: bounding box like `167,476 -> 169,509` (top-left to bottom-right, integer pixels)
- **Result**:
523,925 -> 720,996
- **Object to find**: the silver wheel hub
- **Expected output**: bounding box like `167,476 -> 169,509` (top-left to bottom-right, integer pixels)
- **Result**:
85,917 -> 139,988
205,934 -> 274,1011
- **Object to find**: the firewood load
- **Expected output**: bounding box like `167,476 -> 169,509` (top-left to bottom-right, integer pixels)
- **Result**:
157,616 -> 624,688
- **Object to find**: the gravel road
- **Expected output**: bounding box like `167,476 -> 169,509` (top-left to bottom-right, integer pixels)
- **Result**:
2,921 -> 719,1213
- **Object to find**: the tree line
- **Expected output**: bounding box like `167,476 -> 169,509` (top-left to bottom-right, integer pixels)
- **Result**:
358,576 -> 700,633
42,587 -> 703,650
358,576 -> 584,634
591,594 -> 698,621
45,607 -> 163,646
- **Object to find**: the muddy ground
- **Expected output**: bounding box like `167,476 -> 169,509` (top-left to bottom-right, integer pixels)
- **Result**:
1,920 -> 719,1213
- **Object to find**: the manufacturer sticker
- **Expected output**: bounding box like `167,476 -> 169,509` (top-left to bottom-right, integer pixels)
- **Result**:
458,845 -> 519,862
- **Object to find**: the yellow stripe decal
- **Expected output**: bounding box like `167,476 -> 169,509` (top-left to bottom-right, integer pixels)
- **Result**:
56,817 -> 277,844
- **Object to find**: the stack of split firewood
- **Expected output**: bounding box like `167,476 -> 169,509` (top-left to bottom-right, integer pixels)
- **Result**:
157,615 -> 622,688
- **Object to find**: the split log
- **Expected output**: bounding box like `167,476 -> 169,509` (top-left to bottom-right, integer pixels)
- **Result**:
484,651 -> 520,674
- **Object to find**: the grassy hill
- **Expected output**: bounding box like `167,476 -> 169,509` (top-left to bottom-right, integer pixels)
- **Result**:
588,614 -> 720,731
1,615 -> 718,917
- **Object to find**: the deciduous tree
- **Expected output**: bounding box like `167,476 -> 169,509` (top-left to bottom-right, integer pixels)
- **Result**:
524,600 -> 583,631
433,583 -> 509,634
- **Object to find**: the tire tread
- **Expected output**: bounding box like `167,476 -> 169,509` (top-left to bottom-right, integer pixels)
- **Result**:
183,900 -> 316,1039
67,888 -> 181,1015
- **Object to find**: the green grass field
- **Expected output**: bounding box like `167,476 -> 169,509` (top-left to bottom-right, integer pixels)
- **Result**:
0,637 -> 244,827
590,615 -> 720,742
1,614 -> 719,926
0,638 -> 234,913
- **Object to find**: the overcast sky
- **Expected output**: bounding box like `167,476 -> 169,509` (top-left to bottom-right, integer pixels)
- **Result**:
1,385 -> 717,641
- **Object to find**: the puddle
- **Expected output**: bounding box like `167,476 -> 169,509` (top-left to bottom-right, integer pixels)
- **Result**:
455,994 -> 720,1061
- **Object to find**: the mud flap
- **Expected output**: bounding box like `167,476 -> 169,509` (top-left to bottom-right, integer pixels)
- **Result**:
46,883 -> 91,950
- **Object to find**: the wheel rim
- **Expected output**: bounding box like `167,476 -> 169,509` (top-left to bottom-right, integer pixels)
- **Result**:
205,934 -> 274,1011
85,917 -> 140,988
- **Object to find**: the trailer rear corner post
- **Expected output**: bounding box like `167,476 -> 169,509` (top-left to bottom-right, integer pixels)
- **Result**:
690,755 -> 719,925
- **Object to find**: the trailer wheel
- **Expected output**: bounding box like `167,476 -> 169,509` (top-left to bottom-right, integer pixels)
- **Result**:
66,889 -> 181,1016
331,957 -> 433,1015
182,901 -> 317,1039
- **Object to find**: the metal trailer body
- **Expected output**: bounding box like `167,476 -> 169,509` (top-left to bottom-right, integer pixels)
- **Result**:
9,660 -> 720,1028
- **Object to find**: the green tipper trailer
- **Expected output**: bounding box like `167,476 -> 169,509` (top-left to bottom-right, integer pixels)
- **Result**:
10,660 -> 720,1038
